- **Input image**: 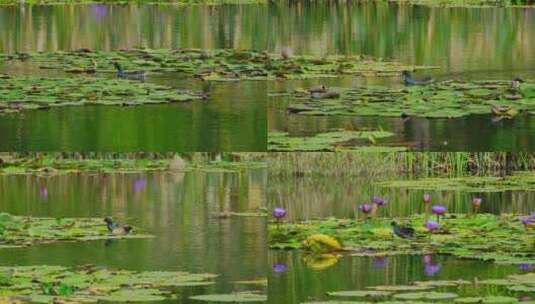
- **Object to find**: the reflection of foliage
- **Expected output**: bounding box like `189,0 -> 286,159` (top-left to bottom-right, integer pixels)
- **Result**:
303,253 -> 340,270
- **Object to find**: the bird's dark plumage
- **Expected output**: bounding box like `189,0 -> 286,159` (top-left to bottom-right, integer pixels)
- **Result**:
104,216 -> 133,234
391,221 -> 415,238
402,71 -> 434,86
113,62 -> 146,81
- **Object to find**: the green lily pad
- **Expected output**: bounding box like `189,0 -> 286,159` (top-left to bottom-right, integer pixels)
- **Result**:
327,290 -> 391,298
415,280 -> 471,287
369,285 -> 433,292
189,292 -> 267,302
393,291 -> 458,300
268,130 -> 396,152
454,296 -> 519,303
0,265 -> 218,303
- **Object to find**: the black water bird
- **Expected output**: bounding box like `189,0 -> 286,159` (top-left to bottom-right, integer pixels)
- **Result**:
391,221 -> 415,239
402,71 -> 434,86
113,62 -> 146,81
104,216 -> 133,235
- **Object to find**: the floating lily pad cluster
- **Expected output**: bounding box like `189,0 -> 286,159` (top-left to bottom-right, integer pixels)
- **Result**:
268,130 -> 407,151
0,159 -> 171,175
377,171 -> 535,192
1,48 -> 434,81
0,264 -> 218,303
0,156 -> 266,175
309,282 -> 520,303
284,80 -> 535,118
0,213 -> 151,248
269,213 -> 535,265
0,74 -> 204,114
190,292 -> 267,302
305,273 -> 535,303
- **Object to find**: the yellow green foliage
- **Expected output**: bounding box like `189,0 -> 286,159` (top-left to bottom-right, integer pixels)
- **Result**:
302,234 -> 342,253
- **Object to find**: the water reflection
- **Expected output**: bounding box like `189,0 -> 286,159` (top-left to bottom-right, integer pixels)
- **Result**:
0,169 -> 267,302
268,250 -> 520,304
423,255 -> 442,277
269,175 -> 535,221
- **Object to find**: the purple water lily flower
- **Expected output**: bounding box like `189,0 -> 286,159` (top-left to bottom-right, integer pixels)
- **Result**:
423,193 -> 431,204
372,196 -> 387,206
424,263 -> 441,276
272,263 -> 287,273
273,207 -> 287,219
431,205 -> 446,223
423,255 -> 433,264
472,197 -> 482,208
520,263 -> 534,272
425,220 -> 439,232
432,205 -> 446,215
359,204 -> 373,214
521,217 -> 533,228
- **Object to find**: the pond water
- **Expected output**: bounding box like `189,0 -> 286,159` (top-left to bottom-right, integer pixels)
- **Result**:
0,168 -> 267,303
266,3 -> 535,151
268,171 -> 535,303
0,4 -> 268,151
269,251 -> 526,304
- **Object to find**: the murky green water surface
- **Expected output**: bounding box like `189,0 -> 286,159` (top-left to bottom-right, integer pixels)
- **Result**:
267,3 -> 535,151
0,169 -> 267,302
0,4 -> 268,151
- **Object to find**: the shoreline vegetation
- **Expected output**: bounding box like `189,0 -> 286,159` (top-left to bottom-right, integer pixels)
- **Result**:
266,152 -> 535,178
0,152 -> 267,175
